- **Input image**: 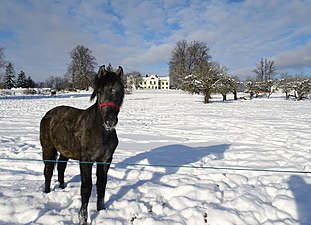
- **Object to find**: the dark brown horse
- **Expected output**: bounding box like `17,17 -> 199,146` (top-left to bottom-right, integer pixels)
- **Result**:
40,65 -> 125,225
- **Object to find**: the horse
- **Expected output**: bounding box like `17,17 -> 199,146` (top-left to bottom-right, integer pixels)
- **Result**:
40,65 -> 125,225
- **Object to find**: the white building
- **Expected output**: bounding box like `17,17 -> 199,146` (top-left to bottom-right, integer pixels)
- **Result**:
140,75 -> 170,90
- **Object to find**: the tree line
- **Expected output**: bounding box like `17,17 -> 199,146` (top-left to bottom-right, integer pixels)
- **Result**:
168,40 -> 311,102
1,41 -> 310,101
0,45 -> 98,91
0,47 -> 36,89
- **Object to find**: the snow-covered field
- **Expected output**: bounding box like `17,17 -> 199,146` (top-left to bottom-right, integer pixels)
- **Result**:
0,90 -> 310,225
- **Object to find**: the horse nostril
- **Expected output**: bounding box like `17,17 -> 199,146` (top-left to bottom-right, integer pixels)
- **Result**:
104,120 -> 111,127
103,115 -> 118,130
104,119 -> 116,129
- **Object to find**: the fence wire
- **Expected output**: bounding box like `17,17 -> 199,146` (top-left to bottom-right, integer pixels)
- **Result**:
0,157 -> 310,175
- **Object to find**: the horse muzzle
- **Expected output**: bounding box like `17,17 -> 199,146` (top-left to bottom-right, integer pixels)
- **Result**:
102,116 -> 118,131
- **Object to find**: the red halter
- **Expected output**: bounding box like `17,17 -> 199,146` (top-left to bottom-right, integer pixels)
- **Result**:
99,102 -> 120,112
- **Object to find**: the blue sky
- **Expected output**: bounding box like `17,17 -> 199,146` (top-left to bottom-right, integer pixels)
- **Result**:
0,0 -> 310,81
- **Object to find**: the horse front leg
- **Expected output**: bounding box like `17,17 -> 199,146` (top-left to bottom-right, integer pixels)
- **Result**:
96,158 -> 112,211
78,163 -> 93,225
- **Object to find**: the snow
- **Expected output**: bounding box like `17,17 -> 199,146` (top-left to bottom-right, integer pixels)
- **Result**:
0,90 -> 311,225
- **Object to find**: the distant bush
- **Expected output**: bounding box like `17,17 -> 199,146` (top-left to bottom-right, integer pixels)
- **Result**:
23,89 -> 37,95
0,90 -> 13,96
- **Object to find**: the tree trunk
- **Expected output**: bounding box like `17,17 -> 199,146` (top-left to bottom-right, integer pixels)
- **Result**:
233,91 -> 238,100
250,91 -> 254,100
222,94 -> 227,101
297,93 -> 304,101
204,93 -> 211,103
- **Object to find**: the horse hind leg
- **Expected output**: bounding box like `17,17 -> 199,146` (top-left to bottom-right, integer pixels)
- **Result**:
43,146 -> 57,193
57,154 -> 69,189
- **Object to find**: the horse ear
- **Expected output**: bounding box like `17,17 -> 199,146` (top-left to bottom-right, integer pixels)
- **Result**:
116,66 -> 123,78
98,65 -> 106,78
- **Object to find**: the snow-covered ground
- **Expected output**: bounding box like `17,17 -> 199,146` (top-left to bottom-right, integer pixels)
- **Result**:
0,90 -> 310,225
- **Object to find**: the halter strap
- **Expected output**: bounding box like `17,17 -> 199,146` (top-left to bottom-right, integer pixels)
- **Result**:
99,102 -> 120,112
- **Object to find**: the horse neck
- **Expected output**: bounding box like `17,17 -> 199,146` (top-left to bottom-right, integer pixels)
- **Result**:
86,102 -> 103,127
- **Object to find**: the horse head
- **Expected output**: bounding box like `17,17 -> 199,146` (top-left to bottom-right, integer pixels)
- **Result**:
91,65 -> 125,131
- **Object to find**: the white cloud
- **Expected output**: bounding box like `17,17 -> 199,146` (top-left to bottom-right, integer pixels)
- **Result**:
272,40 -> 311,70
122,44 -> 173,72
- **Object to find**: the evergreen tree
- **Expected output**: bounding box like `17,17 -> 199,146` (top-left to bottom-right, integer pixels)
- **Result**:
16,70 -> 27,88
26,76 -> 36,88
3,63 -> 16,89
106,63 -> 114,72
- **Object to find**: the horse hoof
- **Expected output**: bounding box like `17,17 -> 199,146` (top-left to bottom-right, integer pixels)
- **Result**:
79,220 -> 87,225
78,214 -> 87,225
59,182 -> 66,189
97,200 -> 106,211
78,207 -> 88,225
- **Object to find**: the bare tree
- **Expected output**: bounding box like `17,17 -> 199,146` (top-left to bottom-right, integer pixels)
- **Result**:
169,40 -> 211,89
126,71 -> 143,90
44,76 -> 67,90
253,58 -> 277,98
168,40 -> 188,88
192,61 -> 226,103
169,40 -> 224,103
291,74 -> 311,101
229,76 -> 241,100
215,77 -> 230,101
213,68 -> 232,101
214,75 -> 240,101
244,77 -> 258,100
65,45 -> 97,90
278,72 -> 293,99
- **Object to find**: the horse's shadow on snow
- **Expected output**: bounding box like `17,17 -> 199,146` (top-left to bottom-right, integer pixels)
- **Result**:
106,143 -> 230,207
288,175 -> 311,225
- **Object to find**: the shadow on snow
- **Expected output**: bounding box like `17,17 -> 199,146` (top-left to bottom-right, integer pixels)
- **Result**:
106,143 -> 230,207
288,175 -> 311,225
